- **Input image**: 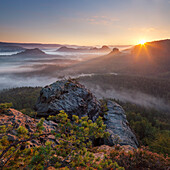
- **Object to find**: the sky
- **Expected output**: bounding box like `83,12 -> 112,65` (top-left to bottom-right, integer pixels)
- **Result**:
0,0 -> 170,45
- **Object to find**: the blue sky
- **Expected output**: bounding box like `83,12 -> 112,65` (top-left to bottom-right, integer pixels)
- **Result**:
0,0 -> 170,45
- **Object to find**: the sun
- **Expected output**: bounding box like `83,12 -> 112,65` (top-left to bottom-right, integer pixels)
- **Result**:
139,40 -> 146,45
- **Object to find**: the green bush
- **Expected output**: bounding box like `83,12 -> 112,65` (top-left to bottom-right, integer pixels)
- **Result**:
0,102 -> 13,114
0,109 -> 169,169
17,126 -> 28,137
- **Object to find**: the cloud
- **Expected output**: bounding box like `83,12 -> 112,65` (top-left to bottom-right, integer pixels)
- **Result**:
128,27 -> 158,33
86,16 -> 119,25
61,15 -> 119,26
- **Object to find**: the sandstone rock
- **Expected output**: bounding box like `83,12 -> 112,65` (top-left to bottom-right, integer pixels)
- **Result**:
6,134 -> 18,142
35,79 -> 101,122
108,48 -> 120,55
104,100 -> 138,148
100,45 -> 110,52
0,109 -> 57,146
35,80 -> 138,148
47,167 -> 56,170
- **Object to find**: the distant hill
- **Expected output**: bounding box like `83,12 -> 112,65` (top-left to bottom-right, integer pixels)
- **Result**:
89,45 -> 111,52
15,48 -> 46,56
128,39 -> 170,76
64,39 -> 170,78
0,42 -> 92,49
108,48 -> 120,55
57,45 -> 111,53
57,46 -> 87,52
61,47 -> 130,74
0,45 -> 25,52
0,42 -> 62,49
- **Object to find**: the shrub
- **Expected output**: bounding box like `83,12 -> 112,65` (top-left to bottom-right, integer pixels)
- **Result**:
0,103 -> 12,114
0,110 -> 169,169
110,145 -> 170,170
0,110 -> 124,169
17,126 -> 28,137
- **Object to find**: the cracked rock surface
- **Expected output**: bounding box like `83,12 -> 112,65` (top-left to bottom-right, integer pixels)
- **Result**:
35,79 -> 138,148
104,100 -> 138,148
35,79 -> 101,122
0,109 -> 57,147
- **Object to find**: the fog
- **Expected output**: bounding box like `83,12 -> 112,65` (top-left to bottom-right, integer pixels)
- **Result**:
0,48 -> 169,112
80,82 -> 170,112
0,49 -> 108,76
0,71 -> 169,112
0,48 -> 103,90
42,49 -> 108,60
0,73 -> 117,90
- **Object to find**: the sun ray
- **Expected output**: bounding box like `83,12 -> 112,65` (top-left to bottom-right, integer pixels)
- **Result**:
139,40 -> 146,45
133,40 -> 154,63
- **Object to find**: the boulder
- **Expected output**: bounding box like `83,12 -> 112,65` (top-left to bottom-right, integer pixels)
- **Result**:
35,79 -> 101,122
104,100 -> 138,148
35,80 -> 138,148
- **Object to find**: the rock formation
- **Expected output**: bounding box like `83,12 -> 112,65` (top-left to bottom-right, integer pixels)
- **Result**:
57,46 -> 79,52
100,45 -> 110,52
104,100 -> 138,148
0,109 -> 57,147
57,45 -> 111,53
35,79 -> 138,148
108,48 -> 120,55
89,45 -> 110,52
35,79 -> 101,122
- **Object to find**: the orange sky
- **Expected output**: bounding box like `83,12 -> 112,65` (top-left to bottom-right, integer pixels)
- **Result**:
0,0 -> 170,46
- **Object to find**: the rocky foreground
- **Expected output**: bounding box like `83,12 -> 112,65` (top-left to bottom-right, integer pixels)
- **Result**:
1,79 -> 169,169
0,79 -> 138,148
35,79 -> 138,148
0,108 -> 58,147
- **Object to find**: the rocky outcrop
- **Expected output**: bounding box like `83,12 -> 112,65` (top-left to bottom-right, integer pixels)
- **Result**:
35,79 -> 101,122
57,45 -> 111,53
104,100 -> 138,148
100,45 -> 110,52
108,48 -> 120,55
57,46 -> 88,52
0,109 -> 57,147
35,79 -> 138,148
57,46 -> 80,52
90,45 -> 110,52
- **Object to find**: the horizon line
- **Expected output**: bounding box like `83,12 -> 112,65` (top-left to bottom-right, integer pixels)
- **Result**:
0,38 -> 169,47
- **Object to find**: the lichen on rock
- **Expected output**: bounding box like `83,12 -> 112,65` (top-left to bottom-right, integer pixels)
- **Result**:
35,79 -> 101,122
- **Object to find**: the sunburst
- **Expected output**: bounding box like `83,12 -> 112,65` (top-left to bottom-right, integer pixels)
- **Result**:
139,40 -> 146,45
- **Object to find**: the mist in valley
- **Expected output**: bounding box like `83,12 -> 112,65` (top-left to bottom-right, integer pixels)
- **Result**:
80,81 -> 170,112
0,44 -> 170,113
0,70 -> 170,112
